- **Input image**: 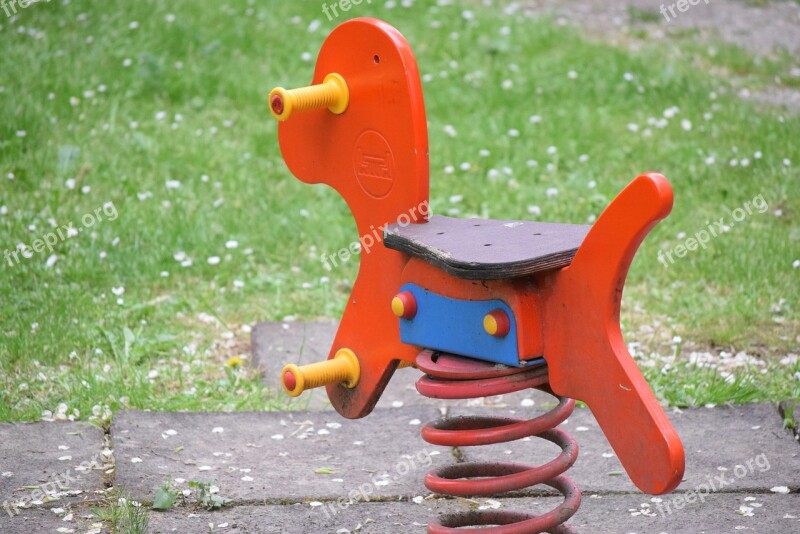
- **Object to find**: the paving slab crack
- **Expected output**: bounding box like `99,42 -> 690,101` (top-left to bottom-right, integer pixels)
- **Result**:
777,399 -> 800,445
100,422 -> 116,490
149,487 -> 800,514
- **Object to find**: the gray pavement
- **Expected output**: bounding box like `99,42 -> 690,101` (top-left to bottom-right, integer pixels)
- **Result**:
0,321 -> 797,533
0,421 -> 107,502
110,404 -> 799,501
0,506 -> 107,534
0,421 -> 109,533
111,407 -> 446,502
146,494 -> 800,534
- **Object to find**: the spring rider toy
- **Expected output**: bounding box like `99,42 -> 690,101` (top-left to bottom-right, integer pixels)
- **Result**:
268,18 -> 684,533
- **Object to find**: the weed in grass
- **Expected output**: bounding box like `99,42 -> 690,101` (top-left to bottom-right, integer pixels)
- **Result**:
188,480 -> 231,510
781,398 -> 799,431
95,491 -> 150,534
151,477 -> 179,511
151,477 -> 231,512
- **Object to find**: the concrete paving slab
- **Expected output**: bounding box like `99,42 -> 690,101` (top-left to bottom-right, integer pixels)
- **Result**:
251,322 -> 798,494
457,403 -> 800,494
0,505 -> 108,534
112,407 -> 447,503
0,421 -> 107,514
112,403 -> 798,507
572,493 -> 800,534
147,493 -> 800,534
251,321 -> 556,410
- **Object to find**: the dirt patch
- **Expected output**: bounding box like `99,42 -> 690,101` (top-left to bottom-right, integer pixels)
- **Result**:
518,0 -> 800,113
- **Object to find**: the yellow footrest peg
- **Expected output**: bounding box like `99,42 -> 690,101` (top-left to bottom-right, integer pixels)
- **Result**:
281,348 -> 360,397
269,72 -> 349,121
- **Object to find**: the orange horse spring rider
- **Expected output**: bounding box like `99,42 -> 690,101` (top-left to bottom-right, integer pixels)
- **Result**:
268,18 -> 684,534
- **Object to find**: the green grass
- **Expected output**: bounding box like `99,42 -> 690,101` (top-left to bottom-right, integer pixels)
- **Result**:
1,0 -> 798,423
95,491 -> 150,534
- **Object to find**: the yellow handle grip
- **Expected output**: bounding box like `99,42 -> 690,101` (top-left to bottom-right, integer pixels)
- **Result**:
281,348 -> 360,397
268,73 -> 349,121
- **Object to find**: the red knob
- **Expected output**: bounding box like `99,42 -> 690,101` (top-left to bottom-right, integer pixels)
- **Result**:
391,291 -> 417,319
484,309 -> 511,337
283,370 -> 297,391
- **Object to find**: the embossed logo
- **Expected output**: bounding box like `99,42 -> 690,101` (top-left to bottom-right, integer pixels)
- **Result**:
354,130 -> 394,198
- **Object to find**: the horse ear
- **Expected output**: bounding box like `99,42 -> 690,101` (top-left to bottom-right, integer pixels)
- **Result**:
277,18 -> 429,234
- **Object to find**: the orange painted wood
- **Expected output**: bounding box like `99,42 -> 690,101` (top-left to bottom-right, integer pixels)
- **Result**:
540,173 -> 685,494
277,18 -> 429,418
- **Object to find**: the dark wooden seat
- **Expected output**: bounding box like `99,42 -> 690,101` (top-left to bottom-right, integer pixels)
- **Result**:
383,215 -> 590,280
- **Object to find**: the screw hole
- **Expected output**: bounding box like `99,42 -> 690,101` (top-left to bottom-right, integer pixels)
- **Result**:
473,224 -> 481,227
374,54 -> 380,64
436,232 -> 445,235
483,244 -> 492,247
533,233 -> 542,236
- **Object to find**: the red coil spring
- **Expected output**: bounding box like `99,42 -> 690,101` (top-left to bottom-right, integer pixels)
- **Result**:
415,350 -> 581,534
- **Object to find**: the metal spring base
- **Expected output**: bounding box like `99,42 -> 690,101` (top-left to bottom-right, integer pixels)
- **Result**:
415,351 -> 581,534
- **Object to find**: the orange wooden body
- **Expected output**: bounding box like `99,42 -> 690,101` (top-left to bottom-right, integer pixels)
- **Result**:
275,17 -> 684,495
278,18 -> 428,418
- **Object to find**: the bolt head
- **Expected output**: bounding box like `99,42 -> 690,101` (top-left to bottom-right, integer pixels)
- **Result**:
484,309 -> 511,337
283,370 -> 297,391
270,94 -> 285,115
